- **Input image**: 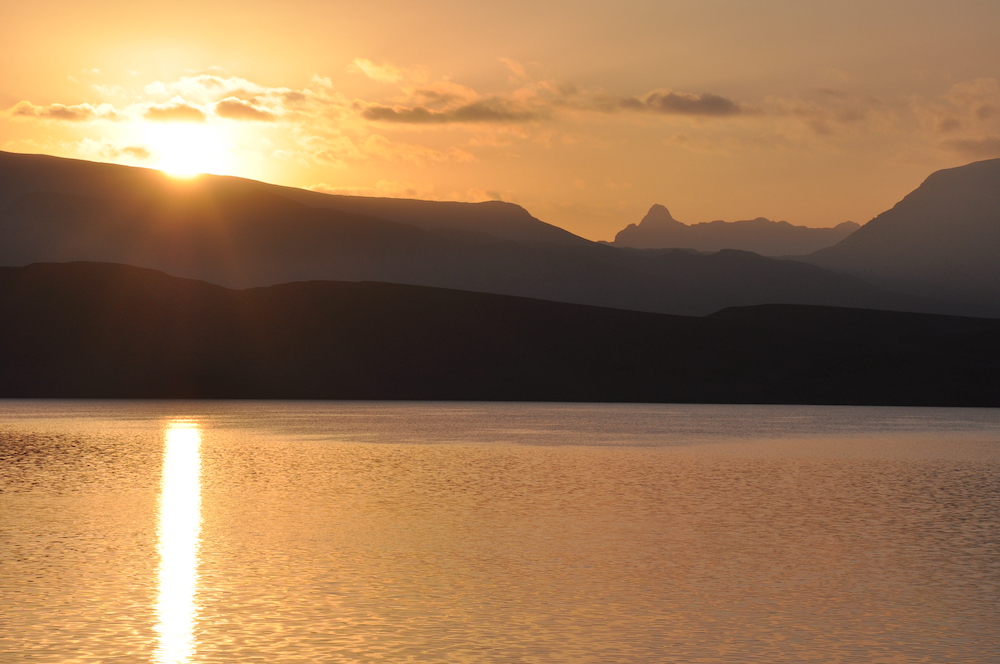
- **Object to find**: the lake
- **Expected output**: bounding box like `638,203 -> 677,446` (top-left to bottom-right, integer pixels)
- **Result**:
2,401 -> 998,663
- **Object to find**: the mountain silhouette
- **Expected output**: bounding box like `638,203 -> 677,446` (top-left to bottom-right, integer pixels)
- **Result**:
803,158 -> 1000,314
1,262 -> 997,405
0,150 -> 959,316
0,150 -> 587,247
612,204 -> 859,255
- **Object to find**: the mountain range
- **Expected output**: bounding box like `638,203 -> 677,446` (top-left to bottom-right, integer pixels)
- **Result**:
1,150 -> 984,317
611,204 -> 860,255
2,150 -> 999,404
2,262 -> 997,405
800,158 -> 1000,313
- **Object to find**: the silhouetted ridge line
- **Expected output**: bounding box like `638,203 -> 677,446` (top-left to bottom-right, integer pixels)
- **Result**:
0,150 -> 588,247
0,150 -> 959,317
1,262 -> 997,406
612,204 -> 859,255
802,158 -> 1000,314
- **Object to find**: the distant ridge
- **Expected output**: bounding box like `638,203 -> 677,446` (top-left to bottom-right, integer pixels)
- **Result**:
612,204 -> 859,255
0,150 -> 588,248
0,150 -> 951,317
1,262 -> 997,405
274,187 -> 591,247
802,158 -> 1000,314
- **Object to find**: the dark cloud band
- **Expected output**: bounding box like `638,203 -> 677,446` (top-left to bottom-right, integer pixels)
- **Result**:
624,90 -> 742,116
362,99 -> 539,124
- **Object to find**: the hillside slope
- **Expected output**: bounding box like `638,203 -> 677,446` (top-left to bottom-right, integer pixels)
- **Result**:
0,150 -> 963,316
804,158 -> 1000,313
0,150 -> 587,247
1,262 -> 997,405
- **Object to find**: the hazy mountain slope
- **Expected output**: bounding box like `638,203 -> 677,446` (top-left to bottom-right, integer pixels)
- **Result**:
803,158 -> 1000,312
0,185 -> 944,316
613,204 -> 859,254
270,186 -> 589,246
2,262 -> 997,405
0,149 -> 964,316
0,188 -> 450,288
0,150 -> 587,247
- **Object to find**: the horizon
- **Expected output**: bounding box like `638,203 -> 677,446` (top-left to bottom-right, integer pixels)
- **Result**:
2,1 -> 998,240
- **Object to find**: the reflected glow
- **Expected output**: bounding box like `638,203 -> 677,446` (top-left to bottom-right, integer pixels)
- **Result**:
155,420 -> 202,664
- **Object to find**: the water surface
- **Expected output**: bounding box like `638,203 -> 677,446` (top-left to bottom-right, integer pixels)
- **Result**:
2,401 -> 999,663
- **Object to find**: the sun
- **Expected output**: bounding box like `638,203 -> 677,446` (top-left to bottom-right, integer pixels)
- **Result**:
142,122 -> 233,178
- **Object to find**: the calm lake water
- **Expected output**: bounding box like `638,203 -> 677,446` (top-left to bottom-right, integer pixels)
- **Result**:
2,401 -> 999,663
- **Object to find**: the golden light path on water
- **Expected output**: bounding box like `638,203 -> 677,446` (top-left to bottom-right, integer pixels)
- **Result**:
154,420 -> 202,664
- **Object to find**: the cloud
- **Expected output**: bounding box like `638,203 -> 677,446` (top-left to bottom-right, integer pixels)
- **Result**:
764,89 -> 899,137
144,101 -> 206,123
308,136 -> 361,167
144,81 -> 169,96
67,138 -> 153,163
361,99 -> 540,124
308,180 -> 437,199
92,84 -> 128,98
9,100 -> 122,122
215,98 -> 276,121
349,59 -> 404,83
465,188 -> 504,201
123,146 -> 152,159
347,60 -> 744,127
924,78 -> 1000,136
101,144 -> 153,160
624,90 -> 743,116
407,82 -> 478,106
937,117 -> 963,132
143,75 -> 345,121
499,58 -> 528,81
363,135 -> 476,164
939,135 -> 1000,159
947,78 -> 999,106
146,74 -> 269,102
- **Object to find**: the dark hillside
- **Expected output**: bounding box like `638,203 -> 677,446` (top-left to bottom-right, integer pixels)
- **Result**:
804,158 -> 1000,313
1,262 -> 997,405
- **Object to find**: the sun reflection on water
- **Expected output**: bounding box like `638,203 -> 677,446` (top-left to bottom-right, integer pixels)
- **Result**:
155,420 -> 202,664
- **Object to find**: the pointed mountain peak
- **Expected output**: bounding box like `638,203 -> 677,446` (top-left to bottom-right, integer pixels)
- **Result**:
639,204 -> 683,227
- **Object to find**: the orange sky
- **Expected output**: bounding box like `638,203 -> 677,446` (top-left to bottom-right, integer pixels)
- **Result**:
2,0 -> 999,239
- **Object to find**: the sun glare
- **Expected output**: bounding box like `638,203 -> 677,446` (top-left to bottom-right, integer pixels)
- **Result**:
143,123 -> 233,178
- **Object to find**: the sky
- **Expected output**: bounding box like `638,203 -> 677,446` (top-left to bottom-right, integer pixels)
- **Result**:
1,0 -> 999,240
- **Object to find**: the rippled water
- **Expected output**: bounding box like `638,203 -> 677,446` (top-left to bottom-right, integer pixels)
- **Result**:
2,401 -> 999,663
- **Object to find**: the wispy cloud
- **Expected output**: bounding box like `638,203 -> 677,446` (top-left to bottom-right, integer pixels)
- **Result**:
215,98 -> 277,121
363,135 -> 476,164
622,90 -> 743,116
146,74 -> 270,103
360,99 -> 541,124
938,135 -> 1000,159
356,73 -> 745,124
927,78 -> 1000,135
102,144 -> 153,160
144,100 -> 207,123
308,180 -> 436,199
8,101 -> 122,122
348,59 -> 406,84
